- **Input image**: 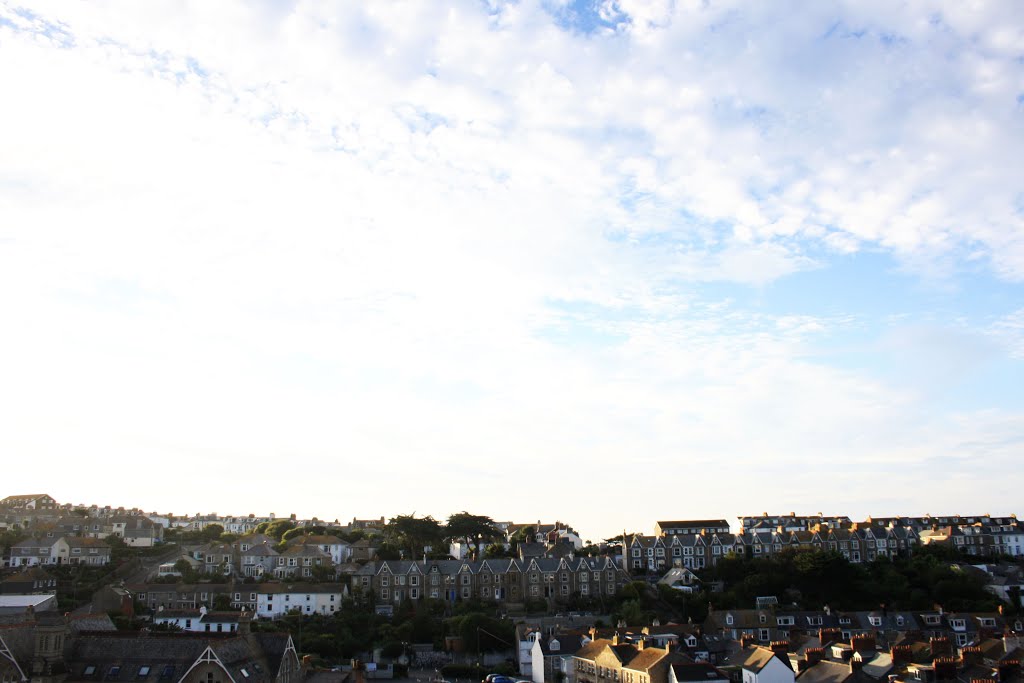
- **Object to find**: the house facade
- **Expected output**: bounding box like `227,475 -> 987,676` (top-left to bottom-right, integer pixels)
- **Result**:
351,557 -> 626,606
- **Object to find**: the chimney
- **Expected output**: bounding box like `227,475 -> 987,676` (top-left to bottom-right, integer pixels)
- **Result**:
612,633 -> 620,646
238,610 -> 251,636
997,660 -> 1019,682
819,628 -> 842,646
770,641 -> 790,656
931,637 -> 952,658
741,634 -> 755,648
961,646 -> 982,667
852,635 -> 877,653
806,648 -> 825,666
891,645 -> 913,665
934,658 -> 957,680
637,638 -> 646,651
851,657 -> 865,672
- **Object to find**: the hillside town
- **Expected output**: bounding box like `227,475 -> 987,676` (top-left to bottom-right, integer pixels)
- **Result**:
2,494 -> 1024,683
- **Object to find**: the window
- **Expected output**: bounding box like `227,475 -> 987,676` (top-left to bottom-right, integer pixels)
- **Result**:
109,666 -> 122,679
138,667 -> 151,678
84,667 -> 97,677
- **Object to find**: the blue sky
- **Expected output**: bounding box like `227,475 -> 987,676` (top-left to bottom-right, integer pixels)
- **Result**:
0,0 -> 1022,540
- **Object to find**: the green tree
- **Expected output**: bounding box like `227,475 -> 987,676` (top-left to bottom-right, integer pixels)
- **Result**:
384,515 -> 445,559
445,512 -> 501,560
484,542 -> 513,559
262,520 -> 297,541
200,524 -> 225,541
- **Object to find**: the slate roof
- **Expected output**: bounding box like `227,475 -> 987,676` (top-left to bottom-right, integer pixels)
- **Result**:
795,660 -> 854,683
66,633 -> 280,683
727,646 -> 792,673
670,662 -> 730,682
623,646 -> 674,672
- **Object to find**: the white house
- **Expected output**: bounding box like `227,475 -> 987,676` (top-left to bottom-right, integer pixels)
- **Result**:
733,647 -> 795,683
531,633 -> 587,683
9,537 -> 67,567
153,606 -> 241,633
289,535 -> 351,565
256,583 -> 344,619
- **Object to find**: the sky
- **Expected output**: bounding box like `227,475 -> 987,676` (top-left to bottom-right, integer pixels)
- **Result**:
1,1 -> 1023,544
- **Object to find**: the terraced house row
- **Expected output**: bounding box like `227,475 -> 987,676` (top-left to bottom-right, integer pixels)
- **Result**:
351,557 -> 629,605
626,525 -> 920,572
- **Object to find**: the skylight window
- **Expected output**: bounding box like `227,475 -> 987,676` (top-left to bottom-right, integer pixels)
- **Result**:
139,667 -> 151,677
84,666 -> 97,676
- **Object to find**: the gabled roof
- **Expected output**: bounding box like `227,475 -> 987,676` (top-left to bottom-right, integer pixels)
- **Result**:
728,646 -> 792,673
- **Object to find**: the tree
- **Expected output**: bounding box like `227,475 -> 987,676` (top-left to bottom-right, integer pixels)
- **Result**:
445,512 -> 501,560
484,542 -> 513,559
261,520 -> 297,541
384,515 -> 445,559
200,524 -> 225,541
509,525 -> 536,554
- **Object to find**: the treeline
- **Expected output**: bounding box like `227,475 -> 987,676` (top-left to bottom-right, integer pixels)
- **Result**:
255,593 -> 515,664
641,546 -> 1014,626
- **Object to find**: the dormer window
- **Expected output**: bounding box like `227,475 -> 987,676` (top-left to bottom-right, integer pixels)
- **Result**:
726,614 -> 734,625
869,617 -> 881,626
759,614 -> 767,624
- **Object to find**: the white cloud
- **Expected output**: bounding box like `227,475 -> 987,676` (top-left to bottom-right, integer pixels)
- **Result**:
1,0 -> 1023,537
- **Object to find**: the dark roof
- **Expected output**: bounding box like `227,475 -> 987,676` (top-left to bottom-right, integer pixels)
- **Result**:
671,662 -> 730,682
65,632 -> 291,683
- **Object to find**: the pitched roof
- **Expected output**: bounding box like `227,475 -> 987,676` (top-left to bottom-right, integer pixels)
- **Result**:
795,661 -> 854,683
670,662 -> 730,682
729,646 -> 791,673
